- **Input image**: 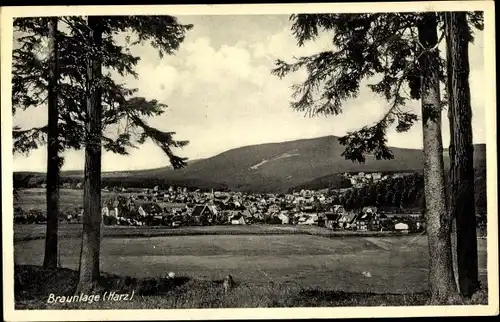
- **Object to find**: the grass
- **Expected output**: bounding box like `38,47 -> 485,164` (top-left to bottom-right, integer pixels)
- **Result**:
15,233 -> 488,294
13,225 -> 489,309
14,223 -> 419,243
14,265 -> 430,309
15,188 -> 186,213
14,264 -> 488,309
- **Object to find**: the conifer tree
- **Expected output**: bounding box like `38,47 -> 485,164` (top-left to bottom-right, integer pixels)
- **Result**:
271,12 -> 481,303
12,15 -> 192,290
444,11 -> 483,297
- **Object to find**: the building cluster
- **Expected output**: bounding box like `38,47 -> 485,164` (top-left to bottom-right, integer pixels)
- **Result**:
16,170 -> 487,234
53,186 -> 423,232
341,171 -> 412,188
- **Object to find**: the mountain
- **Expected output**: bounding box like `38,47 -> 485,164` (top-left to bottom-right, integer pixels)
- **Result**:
292,142 -> 487,192
95,136 -> 487,193
14,136 -> 487,193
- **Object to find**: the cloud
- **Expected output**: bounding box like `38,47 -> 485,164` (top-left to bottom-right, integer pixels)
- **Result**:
251,27 -> 333,61
12,18 -> 487,172
177,37 -> 270,92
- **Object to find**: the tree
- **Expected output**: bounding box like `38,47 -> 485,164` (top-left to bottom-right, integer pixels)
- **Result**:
444,11 -> 480,297
272,12 -> 467,304
68,15 -> 192,293
76,15 -> 103,293
43,17 -> 61,269
12,17 -> 69,269
417,13 -> 460,304
12,16 -> 192,290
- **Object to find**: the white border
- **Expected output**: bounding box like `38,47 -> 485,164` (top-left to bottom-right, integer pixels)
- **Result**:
1,2 -> 498,321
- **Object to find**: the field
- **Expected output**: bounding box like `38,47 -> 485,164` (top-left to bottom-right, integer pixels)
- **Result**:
14,224 -> 421,243
12,188 -> 490,308
15,188 -> 186,212
15,229 -> 488,294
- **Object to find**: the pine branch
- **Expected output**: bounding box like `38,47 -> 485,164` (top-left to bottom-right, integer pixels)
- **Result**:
128,115 -> 188,169
13,126 -> 48,154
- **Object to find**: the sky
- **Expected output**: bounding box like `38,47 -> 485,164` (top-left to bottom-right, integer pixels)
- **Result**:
12,14 -> 486,172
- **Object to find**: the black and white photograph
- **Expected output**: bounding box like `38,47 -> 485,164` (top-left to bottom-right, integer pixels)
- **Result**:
1,1 -> 498,321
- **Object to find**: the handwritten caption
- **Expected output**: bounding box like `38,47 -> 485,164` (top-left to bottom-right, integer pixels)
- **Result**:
47,291 -> 135,304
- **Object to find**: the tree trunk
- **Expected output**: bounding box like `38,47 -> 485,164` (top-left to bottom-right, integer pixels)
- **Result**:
75,16 -> 103,294
43,17 -> 60,269
444,13 -> 461,294
445,11 -> 480,298
417,12 -> 462,305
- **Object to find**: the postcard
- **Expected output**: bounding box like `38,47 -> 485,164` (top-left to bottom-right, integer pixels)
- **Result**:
1,1 -> 498,321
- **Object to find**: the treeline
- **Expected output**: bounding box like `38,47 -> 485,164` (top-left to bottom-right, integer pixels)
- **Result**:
326,170 -> 487,214
13,172 -> 229,192
99,177 -> 229,192
290,174 -> 353,192
329,173 -> 425,212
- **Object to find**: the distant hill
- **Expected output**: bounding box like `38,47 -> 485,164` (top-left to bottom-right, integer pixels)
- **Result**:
100,135 -> 427,192
292,142 -> 487,192
14,136 -> 487,193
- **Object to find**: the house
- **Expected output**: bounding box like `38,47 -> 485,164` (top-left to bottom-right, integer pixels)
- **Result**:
379,214 -> 394,231
267,204 -> 281,215
302,215 -> 317,225
141,203 -> 162,216
230,214 -> 246,225
146,215 -> 163,226
293,197 -> 305,204
302,204 -> 315,212
252,212 -> 265,222
190,204 -> 218,225
394,222 -> 410,232
297,215 -> 308,225
324,213 -> 341,229
332,205 -> 345,214
277,213 -> 289,224
240,209 -> 253,219
368,214 -> 381,231
362,206 -> 377,215
171,215 -> 183,227
355,213 -> 371,231
338,212 -> 358,229
138,206 -> 147,217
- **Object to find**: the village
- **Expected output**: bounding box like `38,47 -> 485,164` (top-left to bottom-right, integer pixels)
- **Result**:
97,185 -> 425,232
14,173 -> 427,233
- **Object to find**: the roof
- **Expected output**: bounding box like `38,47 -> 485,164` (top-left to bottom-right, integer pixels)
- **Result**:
206,205 -> 219,215
358,213 -> 371,220
241,209 -> 253,218
332,205 -> 344,213
362,206 -> 378,213
343,212 -> 358,223
191,205 -> 205,217
325,213 -> 341,221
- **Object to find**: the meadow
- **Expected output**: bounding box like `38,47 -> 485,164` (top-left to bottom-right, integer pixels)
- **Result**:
15,188 -> 186,213
14,231 -> 488,308
12,188 -> 489,308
